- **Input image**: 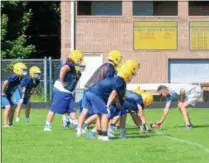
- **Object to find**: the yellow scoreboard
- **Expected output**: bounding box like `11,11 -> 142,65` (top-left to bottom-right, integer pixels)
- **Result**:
134,22 -> 178,50
190,22 -> 209,50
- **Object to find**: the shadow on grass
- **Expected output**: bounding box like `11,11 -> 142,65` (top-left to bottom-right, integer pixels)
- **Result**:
111,132 -> 160,140
174,124 -> 209,128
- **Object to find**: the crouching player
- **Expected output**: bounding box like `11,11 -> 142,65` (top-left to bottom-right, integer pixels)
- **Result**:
77,60 -> 139,137
76,50 -> 123,132
1,62 -> 28,127
13,66 -> 41,123
44,50 -> 85,131
118,89 -> 154,138
151,84 -> 203,129
77,64 -> 134,141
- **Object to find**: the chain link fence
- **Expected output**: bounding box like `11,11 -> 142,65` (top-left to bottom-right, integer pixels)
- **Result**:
1,58 -> 62,102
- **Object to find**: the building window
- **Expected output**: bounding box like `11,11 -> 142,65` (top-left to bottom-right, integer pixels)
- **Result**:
133,1 -> 178,16
77,1 -> 122,16
189,1 -> 209,16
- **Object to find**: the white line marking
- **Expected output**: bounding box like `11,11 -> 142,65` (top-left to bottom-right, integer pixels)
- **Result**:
155,131 -> 209,153
126,121 -> 209,154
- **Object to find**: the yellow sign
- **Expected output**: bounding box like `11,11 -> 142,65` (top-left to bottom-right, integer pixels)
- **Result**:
190,22 -> 209,50
134,22 -> 177,50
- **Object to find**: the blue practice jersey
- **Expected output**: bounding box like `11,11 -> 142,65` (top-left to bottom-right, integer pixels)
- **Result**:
20,76 -> 40,97
89,76 -> 126,104
122,90 -> 144,112
57,61 -> 77,92
84,63 -> 116,88
3,73 -> 22,97
71,71 -> 82,91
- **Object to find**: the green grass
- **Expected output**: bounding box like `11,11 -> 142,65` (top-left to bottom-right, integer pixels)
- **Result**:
2,109 -> 209,163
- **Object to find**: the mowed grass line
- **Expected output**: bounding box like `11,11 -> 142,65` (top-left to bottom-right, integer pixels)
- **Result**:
2,109 -> 209,163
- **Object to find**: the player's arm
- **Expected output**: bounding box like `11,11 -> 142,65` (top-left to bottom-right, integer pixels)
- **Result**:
21,87 -> 27,99
158,102 -> 171,124
106,90 -> 118,108
137,104 -> 146,125
60,65 -> 70,87
2,80 -> 9,95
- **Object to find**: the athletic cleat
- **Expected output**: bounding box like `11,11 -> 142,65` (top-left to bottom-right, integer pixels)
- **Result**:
2,124 -> 10,128
73,124 -> 78,130
185,125 -> 193,129
97,135 -> 102,140
63,117 -> 70,128
16,117 -> 20,122
76,128 -> 83,137
87,131 -> 97,139
44,124 -> 51,131
99,136 -> 110,141
108,131 -> 115,138
25,118 -> 30,123
120,128 -> 126,139
82,123 -> 88,130
108,125 -> 116,133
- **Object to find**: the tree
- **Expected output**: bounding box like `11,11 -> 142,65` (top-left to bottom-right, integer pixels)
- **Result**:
1,1 -> 36,59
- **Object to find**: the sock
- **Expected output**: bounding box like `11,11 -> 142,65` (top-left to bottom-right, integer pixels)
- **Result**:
97,130 -> 102,135
46,121 -> 50,125
62,115 -> 66,120
102,131 -> 107,136
82,123 -> 88,129
121,128 -> 126,131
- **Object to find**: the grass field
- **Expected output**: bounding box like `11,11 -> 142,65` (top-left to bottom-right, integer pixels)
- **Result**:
2,108 -> 209,163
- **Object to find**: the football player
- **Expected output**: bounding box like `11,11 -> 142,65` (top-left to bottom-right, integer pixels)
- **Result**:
77,50 -> 123,132
118,89 -> 154,138
13,66 -> 41,123
85,60 -> 140,139
77,64 -> 134,141
44,50 -> 85,131
62,66 -> 83,129
1,62 -> 28,127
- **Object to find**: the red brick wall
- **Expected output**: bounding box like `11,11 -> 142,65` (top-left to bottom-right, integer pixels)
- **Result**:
61,0 -> 209,83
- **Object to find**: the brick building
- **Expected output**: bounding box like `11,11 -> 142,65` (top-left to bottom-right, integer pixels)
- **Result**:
61,1 -> 209,89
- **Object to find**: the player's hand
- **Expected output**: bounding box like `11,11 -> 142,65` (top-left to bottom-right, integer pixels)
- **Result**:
150,122 -> 162,129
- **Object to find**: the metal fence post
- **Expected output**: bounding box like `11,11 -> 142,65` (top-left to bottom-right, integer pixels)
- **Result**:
44,57 -> 48,102
48,57 -> 53,101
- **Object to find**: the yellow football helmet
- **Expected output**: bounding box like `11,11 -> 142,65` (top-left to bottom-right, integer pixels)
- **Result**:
13,62 -> 28,76
115,62 -> 123,72
123,60 -> 140,76
30,66 -> 41,79
133,88 -> 145,95
117,64 -> 133,82
68,50 -> 85,67
108,50 -> 123,65
141,92 -> 154,107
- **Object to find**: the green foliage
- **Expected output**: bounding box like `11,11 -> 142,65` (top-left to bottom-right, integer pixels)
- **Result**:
1,14 -> 8,41
1,1 -> 35,59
